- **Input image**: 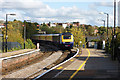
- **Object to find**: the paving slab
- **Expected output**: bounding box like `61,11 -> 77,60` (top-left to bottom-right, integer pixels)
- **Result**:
48,48 -> 119,79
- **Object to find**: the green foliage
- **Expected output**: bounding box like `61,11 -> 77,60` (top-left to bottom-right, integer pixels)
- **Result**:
0,50 -> 2,53
91,39 -> 101,42
70,27 -> 85,47
26,22 -> 38,39
70,24 -> 73,28
64,27 -> 71,33
1,20 -> 38,52
25,39 -> 36,49
87,26 -> 95,36
98,26 -> 106,35
6,21 -> 24,44
52,25 -> 64,33
40,25 -> 53,34
40,24 -> 64,34
8,45 -> 21,52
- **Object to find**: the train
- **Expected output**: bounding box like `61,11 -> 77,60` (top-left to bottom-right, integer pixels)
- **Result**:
32,33 -> 74,49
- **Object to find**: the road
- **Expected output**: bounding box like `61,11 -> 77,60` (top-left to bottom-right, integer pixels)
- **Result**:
37,48 -> 119,80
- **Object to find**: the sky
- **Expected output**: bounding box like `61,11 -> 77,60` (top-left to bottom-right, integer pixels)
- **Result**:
0,0 -> 119,27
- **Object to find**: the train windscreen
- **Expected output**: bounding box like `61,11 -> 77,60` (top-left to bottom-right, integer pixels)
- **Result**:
63,35 -> 71,39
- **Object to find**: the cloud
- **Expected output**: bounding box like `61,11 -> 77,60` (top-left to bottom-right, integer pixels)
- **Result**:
0,0 -> 114,26
1,0 -> 45,9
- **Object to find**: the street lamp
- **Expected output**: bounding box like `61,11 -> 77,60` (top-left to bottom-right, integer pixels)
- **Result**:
101,20 -> 105,27
99,12 -> 109,52
5,14 -> 16,52
112,0 -> 116,60
98,19 -> 105,27
23,20 -> 31,49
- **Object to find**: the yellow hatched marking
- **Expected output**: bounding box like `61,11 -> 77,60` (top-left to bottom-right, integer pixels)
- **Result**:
76,55 -> 80,57
57,66 -> 63,70
69,49 -> 90,80
70,60 -> 74,61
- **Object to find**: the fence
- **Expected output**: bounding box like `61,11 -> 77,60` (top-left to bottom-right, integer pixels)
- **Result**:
0,42 -> 21,52
4,42 -> 21,50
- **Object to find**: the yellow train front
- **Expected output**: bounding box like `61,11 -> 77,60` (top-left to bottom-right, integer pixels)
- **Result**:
32,33 -> 74,50
60,33 -> 74,49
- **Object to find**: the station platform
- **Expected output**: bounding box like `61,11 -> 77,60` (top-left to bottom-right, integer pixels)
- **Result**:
0,49 -> 34,58
40,48 -> 120,79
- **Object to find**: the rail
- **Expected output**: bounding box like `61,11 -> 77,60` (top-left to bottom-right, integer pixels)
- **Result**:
32,48 -> 79,80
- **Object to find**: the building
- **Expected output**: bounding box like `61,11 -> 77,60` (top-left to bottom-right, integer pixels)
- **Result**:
62,23 -> 68,29
94,29 -> 98,34
118,1 -> 120,27
72,22 -> 80,27
50,23 -> 56,27
57,23 -> 68,29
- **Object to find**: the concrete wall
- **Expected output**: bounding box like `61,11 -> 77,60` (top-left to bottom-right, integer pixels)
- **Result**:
2,51 -> 42,74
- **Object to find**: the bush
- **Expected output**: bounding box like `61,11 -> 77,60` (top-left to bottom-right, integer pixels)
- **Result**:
8,46 -> 21,52
25,39 -> 36,49
0,50 -> 2,53
7,39 -> 36,52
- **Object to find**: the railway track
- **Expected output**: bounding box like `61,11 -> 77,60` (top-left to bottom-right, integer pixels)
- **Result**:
1,42 -> 79,80
25,48 -> 79,80
1,44 -> 59,75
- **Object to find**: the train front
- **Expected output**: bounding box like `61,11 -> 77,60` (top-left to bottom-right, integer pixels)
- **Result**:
60,33 -> 74,49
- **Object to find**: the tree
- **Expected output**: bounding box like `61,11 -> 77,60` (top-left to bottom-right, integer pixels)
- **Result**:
98,26 -> 106,35
40,24 -> 52,34
26,22 -> 38,39
7,21 -> 24,44
2,20 -> 38,50
70,27 -> 85,47
87,26 -> 95,36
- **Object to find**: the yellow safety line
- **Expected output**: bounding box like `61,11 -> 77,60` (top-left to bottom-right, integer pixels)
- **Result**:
68,49 -> 90,80
57,66 -> 63,70
70,60 -> 74,61
76,55 -> 80,57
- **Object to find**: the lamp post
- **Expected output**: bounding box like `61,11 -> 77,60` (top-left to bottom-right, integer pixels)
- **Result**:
98,19 -> 105,27
99,12 -> 109,53
101,20 -> 105,27
113,0 -> 116,60
23,20 -> 31,49
5,14 -> 16,52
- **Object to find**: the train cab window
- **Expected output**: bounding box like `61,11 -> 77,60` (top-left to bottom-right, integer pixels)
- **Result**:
63,35 -> 71,39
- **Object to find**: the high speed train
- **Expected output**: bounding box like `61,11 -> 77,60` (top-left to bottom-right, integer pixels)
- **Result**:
32,33 -> 74,49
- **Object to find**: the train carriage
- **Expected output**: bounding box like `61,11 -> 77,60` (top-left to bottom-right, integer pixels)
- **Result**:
32,33 -> 74,49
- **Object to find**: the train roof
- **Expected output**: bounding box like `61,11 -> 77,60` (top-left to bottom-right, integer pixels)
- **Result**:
61,33 -> 73,35
33,33 -> 73,37
33,34 -> 60,36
